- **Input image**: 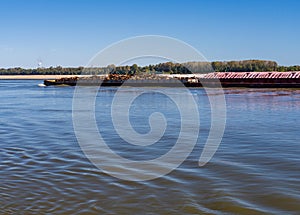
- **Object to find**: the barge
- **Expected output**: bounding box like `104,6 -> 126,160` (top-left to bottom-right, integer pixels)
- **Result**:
44,72 -> 300,88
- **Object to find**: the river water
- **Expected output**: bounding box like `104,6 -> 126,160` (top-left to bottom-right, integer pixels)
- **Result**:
1,80 -> 300,214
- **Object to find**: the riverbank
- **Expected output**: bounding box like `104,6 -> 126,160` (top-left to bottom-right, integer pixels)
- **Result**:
0,74 -> 201,80
0,75 -> 78,80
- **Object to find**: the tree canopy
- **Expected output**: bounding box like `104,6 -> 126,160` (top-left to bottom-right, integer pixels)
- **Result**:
0,60 -> 299,75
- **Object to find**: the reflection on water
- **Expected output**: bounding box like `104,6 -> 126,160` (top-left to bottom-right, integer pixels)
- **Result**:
0,81 -> 300,214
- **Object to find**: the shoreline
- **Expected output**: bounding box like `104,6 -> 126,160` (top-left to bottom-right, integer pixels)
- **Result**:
0,75 -> 78,80
0,74 -> 200,80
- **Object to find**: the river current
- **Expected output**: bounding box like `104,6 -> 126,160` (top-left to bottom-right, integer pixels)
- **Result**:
1,80 -> 300,214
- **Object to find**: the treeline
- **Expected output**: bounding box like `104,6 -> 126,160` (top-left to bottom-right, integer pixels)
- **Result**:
1,60 -> 300,75
212,60 -> 300,72
212,60 -> 278,72
0,66 -> 85,75
277,65 -> 300,72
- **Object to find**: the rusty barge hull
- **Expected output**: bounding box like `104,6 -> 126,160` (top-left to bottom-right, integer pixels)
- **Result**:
44,80 -> 196,87
44,79 -> 300,88
199,79 -> 300,88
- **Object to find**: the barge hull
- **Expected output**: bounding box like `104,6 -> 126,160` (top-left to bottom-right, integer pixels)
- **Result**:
44,79 -> 300,88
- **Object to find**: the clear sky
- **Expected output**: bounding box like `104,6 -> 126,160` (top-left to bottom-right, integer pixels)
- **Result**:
0,0 -> 299,68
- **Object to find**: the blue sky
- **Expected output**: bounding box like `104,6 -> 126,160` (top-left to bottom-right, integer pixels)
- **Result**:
0,0 -> 299,68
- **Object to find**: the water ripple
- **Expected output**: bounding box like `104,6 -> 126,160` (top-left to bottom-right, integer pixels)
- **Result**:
1,81 -> 300,214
